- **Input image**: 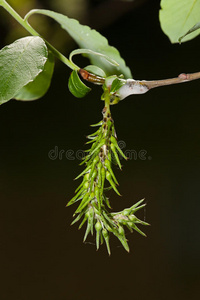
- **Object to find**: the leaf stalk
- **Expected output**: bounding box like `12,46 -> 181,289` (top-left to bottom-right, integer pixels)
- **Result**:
0,0 -> 78,70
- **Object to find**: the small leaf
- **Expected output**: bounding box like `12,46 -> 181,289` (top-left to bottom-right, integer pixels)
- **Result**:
71,211 -> 84,226
68,70 -> 91,98
25,9 -> 132,78
110,77 -> 126,94
179,22 -> 200,42
84,65 -> 106,78
0,36 -> 48,105
69,48 -> 119,70
14,50 -> 55,101
159,0 -> 200,43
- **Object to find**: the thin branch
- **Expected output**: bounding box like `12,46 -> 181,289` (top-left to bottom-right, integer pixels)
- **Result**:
80,69 -> 200,90
79,69 -> 105,84
141,72 -> 200,90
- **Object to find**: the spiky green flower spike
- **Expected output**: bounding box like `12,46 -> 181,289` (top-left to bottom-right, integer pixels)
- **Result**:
67,76 -> 149,255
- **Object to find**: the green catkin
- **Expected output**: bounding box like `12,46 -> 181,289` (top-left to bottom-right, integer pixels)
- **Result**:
68,109 -> 148,254
95,221 -> 102,250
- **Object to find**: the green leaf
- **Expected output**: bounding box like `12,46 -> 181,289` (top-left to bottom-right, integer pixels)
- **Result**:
179,21 -> 200,42
69,48 -> 119,70
0,36 -> 48,105
110,77 -> 125,93
68,70 -> 91,98
84,65 -> 106,78
25,9 -> 132,78
159,0 -> 200,43
14,50 -> 54,101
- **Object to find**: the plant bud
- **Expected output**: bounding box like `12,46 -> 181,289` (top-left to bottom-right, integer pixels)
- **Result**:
129,215 -> 137,222
107,152 -> 112,162
102,228 -> 108,238
89,192 -> 95,201
104,160 -> 118,184
118,225 -> 125,236
104,158 -> 111,169
95,221 -> 102,250
110,143 -> 121,169
110,135 -> 117,144
94,185 -> 101,209
102,228 -> 111,255
100,166 -> 106,194
88,208 -> 94,235
122,209 -> 130,216
90,169 -> 97,191
111,136 -> 127,160
84,173 -> 90,180
118,218 -> 127,226
106,170 -> 120,196
85,210 -> 90,219
83,181 -> 89,189
127,221 -> 133,228
95,221 -> 102,232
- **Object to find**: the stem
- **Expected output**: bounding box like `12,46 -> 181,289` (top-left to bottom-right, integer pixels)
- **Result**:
104,90 -> 111,116
79,69 -> 105,85
0,0 -> 37,35
141,72 -> 200,90
0,0 -> 78,70
79,68 -> 200,91
114,71 -> 200,100
1,1 -> 199,89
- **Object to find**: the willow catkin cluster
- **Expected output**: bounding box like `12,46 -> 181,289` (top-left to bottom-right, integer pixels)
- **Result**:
67,107 -> 149,254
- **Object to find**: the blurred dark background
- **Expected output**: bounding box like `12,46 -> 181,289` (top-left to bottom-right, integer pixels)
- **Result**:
0,0 -> 200,299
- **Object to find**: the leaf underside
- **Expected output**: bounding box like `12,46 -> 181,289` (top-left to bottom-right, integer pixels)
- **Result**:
26,9 -> 132,78
14,50 -> 55,101
0,36 -> 48,105
179,21 -> 200,42
159,0 -> 200,43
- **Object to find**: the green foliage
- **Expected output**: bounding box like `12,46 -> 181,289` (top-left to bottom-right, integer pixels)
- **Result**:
14,51 -> 55,101
179,22 -> 200,43
84,65 -> 106,79
67,89 -> 149,254
0,36 -> 48,104
3,0 -> 186,254
25,9 -> 132,78
0,0 -> 199,255
69,48 -> 119,70
159,0 -> 200,43
68,70 -> 91,98
67,48 -> 120,97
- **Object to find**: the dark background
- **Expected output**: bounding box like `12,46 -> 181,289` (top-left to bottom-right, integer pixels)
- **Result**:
0,0 -> 200,299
